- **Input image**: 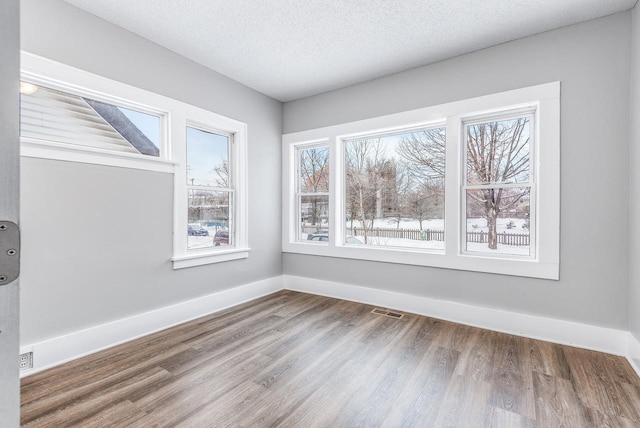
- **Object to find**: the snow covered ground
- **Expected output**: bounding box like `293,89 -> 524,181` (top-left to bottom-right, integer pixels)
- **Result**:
347,218 -> 444,231
356,236 -> 445,250
188,235 -> 214,249
188,218 -> 530,256
344,217 -> 530,255
465,217 -> 529,233
466,242 -> 530,256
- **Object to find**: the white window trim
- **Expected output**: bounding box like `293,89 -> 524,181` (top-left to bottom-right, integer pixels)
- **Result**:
282,82 -> 560,280
20,52 -> 249,268
171,105 -> 249,269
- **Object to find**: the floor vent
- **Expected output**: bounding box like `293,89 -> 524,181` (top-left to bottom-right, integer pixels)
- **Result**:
20,351 -> 33,371
371,308 -> 405,319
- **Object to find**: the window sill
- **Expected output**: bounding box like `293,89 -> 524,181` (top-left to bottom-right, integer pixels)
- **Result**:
172,247 -> 250,269
282,242 -> 558,280
21,138 -> 178,174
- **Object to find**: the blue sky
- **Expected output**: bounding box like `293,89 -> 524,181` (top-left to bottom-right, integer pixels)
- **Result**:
117,106 -> 161,149
116,108 -> 229,185
186,126 -> 229,186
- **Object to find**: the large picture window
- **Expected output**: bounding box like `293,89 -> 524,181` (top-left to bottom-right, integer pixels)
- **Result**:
283,83 -> 560,279
344,127 -> 445,250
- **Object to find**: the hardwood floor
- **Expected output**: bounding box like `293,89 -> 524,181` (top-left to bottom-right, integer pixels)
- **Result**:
21,291 -> 640,427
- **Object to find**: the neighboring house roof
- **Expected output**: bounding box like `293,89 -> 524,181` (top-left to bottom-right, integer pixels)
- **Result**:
83,98 -> 159,156
20,85 -> 158,156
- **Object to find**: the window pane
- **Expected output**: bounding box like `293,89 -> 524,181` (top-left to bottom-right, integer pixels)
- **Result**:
299,146 -> 329,193
186,127 -> 229,187
188,190 -> 231,250
20,82 -> 161,156
466,117 -> 530,185
299,195 -> 329,241
116,106 -> 161,151
344,127 -> 445,250
465,187 -> 531,256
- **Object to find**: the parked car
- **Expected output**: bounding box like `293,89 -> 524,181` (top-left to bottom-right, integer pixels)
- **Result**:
214,229 -> 229,246
306,230 -> 328,240
307,233 -> 362,244
307,233 -> 329,242
188,223 -> 209,236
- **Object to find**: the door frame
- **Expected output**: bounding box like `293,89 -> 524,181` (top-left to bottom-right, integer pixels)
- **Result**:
0,0 -> 21,425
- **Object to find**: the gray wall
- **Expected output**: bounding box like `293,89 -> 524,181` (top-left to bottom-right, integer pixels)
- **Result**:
283,13 -> 632,329
630,5 -> 640,343
20,0 -> 282,345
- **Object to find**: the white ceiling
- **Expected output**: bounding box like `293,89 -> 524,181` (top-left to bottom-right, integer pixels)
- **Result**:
62,0 -> 637,102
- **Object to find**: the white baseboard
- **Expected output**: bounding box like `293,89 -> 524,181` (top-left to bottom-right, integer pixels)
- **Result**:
284,275 -> 629,356
20,276 -> 283,377
21,274 -> 639,379
627,332 -> 640,378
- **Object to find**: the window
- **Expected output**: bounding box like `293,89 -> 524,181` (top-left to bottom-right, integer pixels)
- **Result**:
172,106 -> 248,269
462,112 -> 534,257
20,53 -> 174,173
20,52 -> 249,269
283,83 -> 559,279
20,82 -> 163,158
344,126 -> 445,250
296,144 -> 330,242
186,127 -> 233,251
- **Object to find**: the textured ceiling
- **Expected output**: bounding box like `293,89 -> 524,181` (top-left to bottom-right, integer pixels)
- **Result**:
62,0 -> 637,102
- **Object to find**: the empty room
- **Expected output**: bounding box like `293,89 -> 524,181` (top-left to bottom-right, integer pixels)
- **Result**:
3,0 -> 640,426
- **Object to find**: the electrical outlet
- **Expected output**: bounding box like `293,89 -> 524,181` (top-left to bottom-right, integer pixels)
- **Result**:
19,351 -> 33,371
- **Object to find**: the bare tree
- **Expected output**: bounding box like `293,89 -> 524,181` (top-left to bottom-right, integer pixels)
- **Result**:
396,128 -> 446,230
397,128 -> 446,186
466,118 -> 530,249
389,161 -> 411,229
406,181 -> 444,230
345,138 -> 385,243
214,160 -> 229,188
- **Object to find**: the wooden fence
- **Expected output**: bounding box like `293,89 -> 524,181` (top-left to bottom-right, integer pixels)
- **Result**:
348,227 -> 530,247
466,230 -> 530,246
348,227 -> 444,241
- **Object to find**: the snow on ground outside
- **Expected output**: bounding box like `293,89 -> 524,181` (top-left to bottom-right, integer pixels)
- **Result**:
187,218 -> 531,256
343,235 -> 529,256
466,242 -> 530,256
342,217 -> 530,255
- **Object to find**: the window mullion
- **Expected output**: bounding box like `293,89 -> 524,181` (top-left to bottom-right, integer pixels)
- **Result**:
330,135 -> 340,247
445,115 -> 461,257
189,185 -> 234,193
298,192 -> 330,197
463,183 -> 533,191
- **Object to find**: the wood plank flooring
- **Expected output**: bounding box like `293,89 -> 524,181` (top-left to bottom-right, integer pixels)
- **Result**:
21,291 -> 640,427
